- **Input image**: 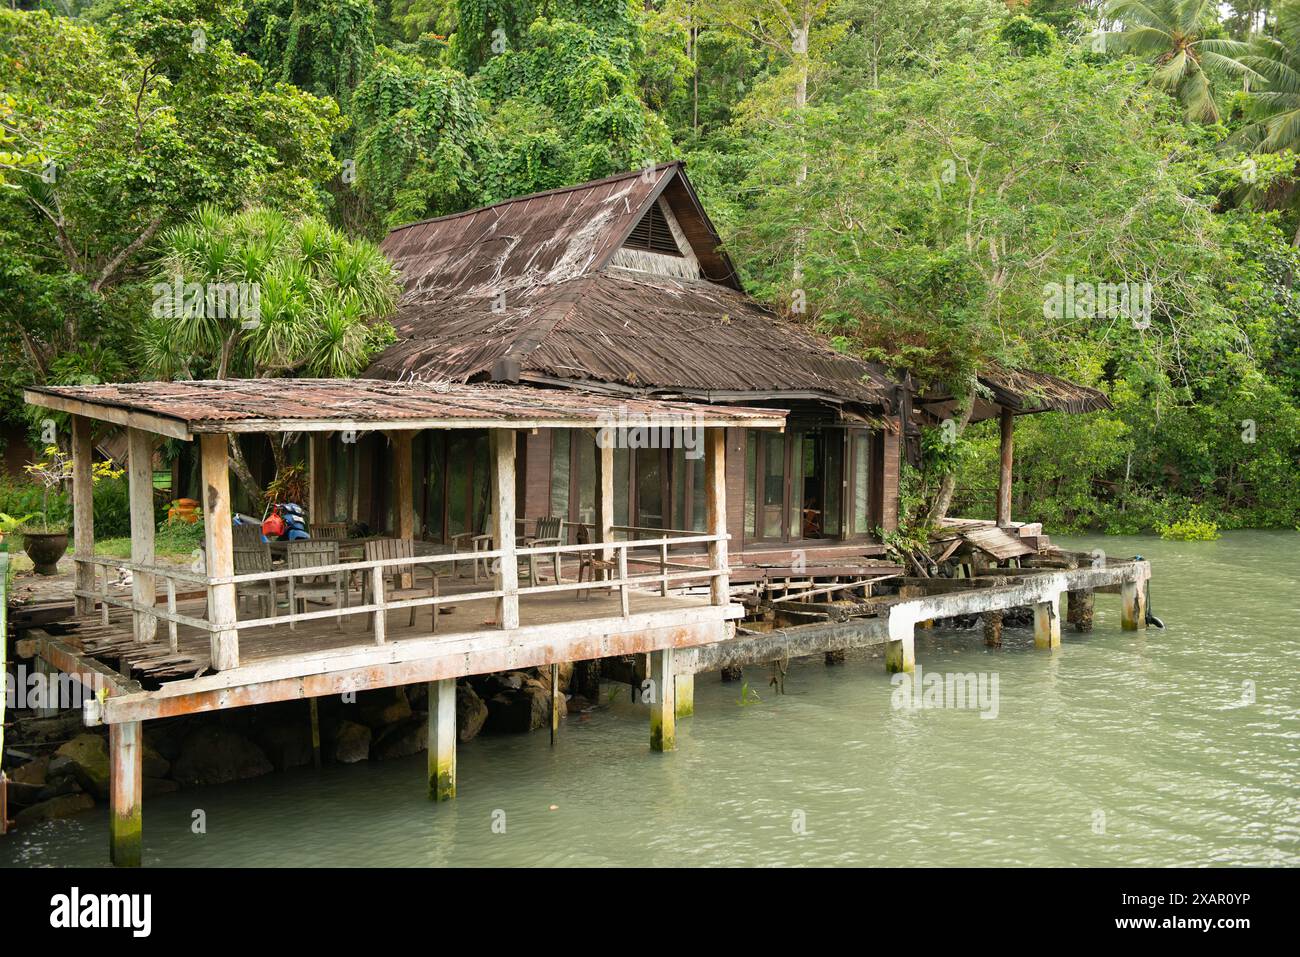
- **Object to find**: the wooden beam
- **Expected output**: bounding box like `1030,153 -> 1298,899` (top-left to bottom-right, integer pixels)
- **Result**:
392,430 -> 415,587
491,430 -> 519,629
550,662 -> 561,745
428,678 -> 456,800
127,428 -> 156,643
704,428 -> 730,606
200,433 -> 240,670
109,720 -> 142,867
997,407 -> 1014,527
307,433 -> 321,525
598,438 -> 615,562
71,415 -> 95,616
649,647 -> 676,752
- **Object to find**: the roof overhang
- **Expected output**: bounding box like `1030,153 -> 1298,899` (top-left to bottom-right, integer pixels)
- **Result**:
25,379 -> 788,441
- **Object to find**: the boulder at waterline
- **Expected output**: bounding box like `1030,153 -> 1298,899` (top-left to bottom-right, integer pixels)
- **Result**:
12,755 -> 49,787
358,687 -> 412,728
256,720 -> 316,771
457,681 -> 488,742
372,718 -> 426,760
331,720 -> 372,764
171,726 -> 274,786
16,792 -> 94,827
55,733 -> 110,799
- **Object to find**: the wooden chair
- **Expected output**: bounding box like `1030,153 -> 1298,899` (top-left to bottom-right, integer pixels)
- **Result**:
363,538 -> 439,632
233,523 -> 264,547
233,543 -> 278,619
310,522 -> 348,540
286,540 -> 347,631
525,515 -> 564,585
575,524 -> 617,600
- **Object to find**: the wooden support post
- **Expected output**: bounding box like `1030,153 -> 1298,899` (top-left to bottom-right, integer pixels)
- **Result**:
200,433 -> 239,671
983,609 -> 1003,648
165,579 -> 178,652
392,431 -> 415,588
309,698 -> 322,769
598,439 -> 615,564
491,430 -> 519,630
997,407 -> 1014,528
550,665 -> 564,735
884,613 -> 915,673
1067,589 -> 1095,633
371,565 -> 387,644
1121,577 -> 1147,631
109,720 -> 142,867
307,434 -> 321,524
674,672 -> 694,718
127,428 -> 156,643
428,678 -> 456,800
649,647 -> 676,752
1034,592 -> 1062,649
71,414 -> 95,616
704,427 -> 730,606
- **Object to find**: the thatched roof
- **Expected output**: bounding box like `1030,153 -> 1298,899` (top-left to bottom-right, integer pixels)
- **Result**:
367,162 -> 896,409
916,365 -> 1112,423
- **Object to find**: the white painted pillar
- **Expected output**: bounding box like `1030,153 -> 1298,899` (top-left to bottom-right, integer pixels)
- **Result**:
428,678 -> 456,800
71,415 -> 95,617
200,433 -> 239,671
649,647 -> 676,752
392,430 -> 415,587
598,438 -> 615,563
127,428 -> 156,643
674,673 -> 695,718
885,611 -> 916,673
1121,576 -> 1147,631
491,430 -> 519,629
109,720 -> 142,867
1034,592 -> 1062,650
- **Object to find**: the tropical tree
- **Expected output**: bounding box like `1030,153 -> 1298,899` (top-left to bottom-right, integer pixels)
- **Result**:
1103,0 -> 1241,122
138,205 -> 399,497
1227,0 -> 1300,155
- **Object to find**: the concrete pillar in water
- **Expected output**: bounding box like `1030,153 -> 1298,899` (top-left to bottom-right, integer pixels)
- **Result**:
720,665 -> 742,682
885,614 -> 916,673
427,678 -> 456,800
109,721 -> 142,867
649,648 -> 676,752
1067,589 -> 1095,633
983,610 -> 1003,648
550,663 -> 562,746
1121,577 -> 1147,631
674,673 -> 694,718
1034,593 -> 1062,650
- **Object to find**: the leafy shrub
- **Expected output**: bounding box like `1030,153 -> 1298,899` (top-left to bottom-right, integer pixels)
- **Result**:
1155,507 -> 1221,541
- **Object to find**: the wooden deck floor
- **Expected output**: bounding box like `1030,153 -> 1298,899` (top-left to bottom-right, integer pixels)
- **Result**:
67,575 -> 714,683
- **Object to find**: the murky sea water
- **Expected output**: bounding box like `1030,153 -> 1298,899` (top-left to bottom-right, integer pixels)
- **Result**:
3,532 -> 1297,867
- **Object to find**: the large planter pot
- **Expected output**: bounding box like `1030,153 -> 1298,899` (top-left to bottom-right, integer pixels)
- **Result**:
23,531 -> 69,575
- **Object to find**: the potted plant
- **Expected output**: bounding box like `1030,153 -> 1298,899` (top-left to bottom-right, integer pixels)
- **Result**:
21,445 -> 123,575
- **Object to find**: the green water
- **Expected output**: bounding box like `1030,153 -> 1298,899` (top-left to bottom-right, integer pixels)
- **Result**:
3,531 -> 1297,867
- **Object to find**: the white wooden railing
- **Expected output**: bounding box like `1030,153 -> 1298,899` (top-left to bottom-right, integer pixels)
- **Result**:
71,529 -> 730,655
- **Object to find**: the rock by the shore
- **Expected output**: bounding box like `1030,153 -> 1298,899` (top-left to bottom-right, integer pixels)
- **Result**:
372,718 -> 426,760
256,720 -> 316,771
171,727 -> 274,787
457,681 -> 488,742
55,733 -> 110,799
332,720 -> 372,763
16,792 -> 94,827
359,688 -> 413,728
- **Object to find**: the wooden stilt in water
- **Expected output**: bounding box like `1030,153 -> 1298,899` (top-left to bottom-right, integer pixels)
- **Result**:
885,614 -> 915,673
1121,578 -> 1147,631
649,648 -> 675,752
550,663 -> 561,745
109,721 -> 142,867
674,672 -> 694,718
983,610 -> 1003,648
309,697 -> 322,769
1067,589 -> 1095,633
428,678 -> 456,800
1034,593 -> 1062,650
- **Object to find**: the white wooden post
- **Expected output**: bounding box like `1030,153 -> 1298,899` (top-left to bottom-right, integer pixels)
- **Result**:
428,678 -> 456,800
1034,591 -> 1062,650
200,433 -> 239,671
127,428 -> 156,643
109,720 -> 142,867
649,647 -> 676,752
705,427 -> 730,606
71,415 -> 96,616
599,439 -> 615,563
491,430 -> 519,629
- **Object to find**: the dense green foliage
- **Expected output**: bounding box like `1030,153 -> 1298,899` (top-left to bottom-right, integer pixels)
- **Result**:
1,0 -> 1298,530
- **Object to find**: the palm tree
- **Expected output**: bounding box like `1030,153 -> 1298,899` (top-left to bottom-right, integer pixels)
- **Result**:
1227,0 -> 1300,154
1104,0 -> 1244,122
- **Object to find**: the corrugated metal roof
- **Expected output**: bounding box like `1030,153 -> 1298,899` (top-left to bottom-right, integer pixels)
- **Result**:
25,379 -> 788,435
